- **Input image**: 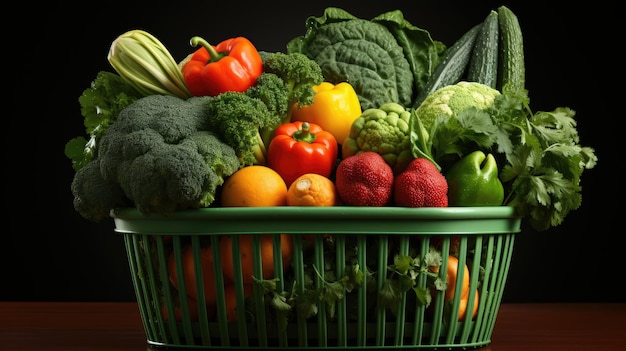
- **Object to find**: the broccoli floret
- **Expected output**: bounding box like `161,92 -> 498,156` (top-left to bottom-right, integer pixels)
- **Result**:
205,52 -> 324,166
71,159 -> 130,222
65,71 -> 142,171
91,94 -> 240,216
262,52 -> 324,110
206,91 -> 278,166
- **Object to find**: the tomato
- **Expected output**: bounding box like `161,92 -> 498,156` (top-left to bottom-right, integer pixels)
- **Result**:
168,244 -> 218,307
219,234 -> 293,285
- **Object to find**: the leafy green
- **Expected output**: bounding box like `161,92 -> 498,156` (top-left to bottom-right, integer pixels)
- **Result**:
379,247 -> 444,313
287,7 -> 445,110
410,86 -> 597,231
65,71 -> 141,171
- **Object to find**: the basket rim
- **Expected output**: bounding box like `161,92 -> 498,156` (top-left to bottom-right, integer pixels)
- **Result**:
111,206 -> 521,235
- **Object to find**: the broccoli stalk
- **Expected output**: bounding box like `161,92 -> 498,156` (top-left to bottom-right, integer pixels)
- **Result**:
206,52 -> 324,166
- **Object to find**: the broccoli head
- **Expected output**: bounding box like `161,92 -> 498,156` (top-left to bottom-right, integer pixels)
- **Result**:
94,94 -> 240,216
342,102 -> 413,175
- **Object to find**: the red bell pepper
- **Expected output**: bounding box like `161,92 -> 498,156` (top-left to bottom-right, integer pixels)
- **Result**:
182,36 -> 263,97
267,121 -> 338,187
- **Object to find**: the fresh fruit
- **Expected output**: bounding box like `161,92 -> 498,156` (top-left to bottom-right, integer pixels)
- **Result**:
220,165 -> 288,207
393,158 -> 448,207
335,152 -> 394,206
219,234 -> 294,285
287,173 -> 338,206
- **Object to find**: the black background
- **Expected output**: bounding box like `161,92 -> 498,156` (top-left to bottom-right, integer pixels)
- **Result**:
7,1 -> 622,303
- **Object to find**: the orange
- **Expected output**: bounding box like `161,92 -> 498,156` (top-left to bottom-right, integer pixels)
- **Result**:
220,165 -> 288,207
286,173 -> 338,206
220,234 -> 293,285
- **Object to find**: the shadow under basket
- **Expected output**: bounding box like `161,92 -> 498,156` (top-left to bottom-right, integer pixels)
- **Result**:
112,206 -> 521,350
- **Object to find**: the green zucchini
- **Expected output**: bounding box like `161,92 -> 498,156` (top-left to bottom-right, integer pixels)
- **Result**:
413,23 -> 482,108
497,6 -> 525,92
467,10 -> 499,89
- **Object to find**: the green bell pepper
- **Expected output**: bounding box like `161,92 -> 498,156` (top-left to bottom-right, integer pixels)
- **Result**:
445,151 -> 504,206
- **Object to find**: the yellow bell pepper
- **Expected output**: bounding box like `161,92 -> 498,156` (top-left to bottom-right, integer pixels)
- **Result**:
290,82 -> 362,144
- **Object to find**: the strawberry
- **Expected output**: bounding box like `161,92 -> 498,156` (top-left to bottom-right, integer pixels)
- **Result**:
393,158 -> 448,207
335,152 -> 394,206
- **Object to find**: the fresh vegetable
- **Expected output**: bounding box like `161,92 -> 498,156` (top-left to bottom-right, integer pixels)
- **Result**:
267,121 -> 338,187
287,7 -> 445,110
335,151 -> 394,206
65,71 -> 142,171
409,81 -> 501,169
467,10 -> 499,88
182,36 -> 263,97
261,51 -> 324,117
411,83 -> 597,231
289,81 -> 362,144
71,95 -> 241,220
445,150 -> 504,206
107,29 -> 191,99
206,52 -> 324,166
342,102 -> 413,175
393,158 -> 448,208
414,81 -> 501,133
70,159 -> 131,222
413,23 -> 483,108
497,5 -> 525,92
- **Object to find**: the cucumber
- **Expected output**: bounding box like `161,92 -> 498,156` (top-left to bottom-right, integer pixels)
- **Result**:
413,23 -> 482,108
497,6 -> 525,92
467,10 -> 499,89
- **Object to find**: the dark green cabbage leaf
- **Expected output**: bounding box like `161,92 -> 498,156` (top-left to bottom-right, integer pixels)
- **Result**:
287,7 -> 445,110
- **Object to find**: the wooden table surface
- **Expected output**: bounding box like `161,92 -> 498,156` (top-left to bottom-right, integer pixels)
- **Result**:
1,302 -> 624,351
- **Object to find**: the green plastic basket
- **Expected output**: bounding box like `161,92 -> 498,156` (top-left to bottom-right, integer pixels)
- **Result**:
112,206 -> 520,350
